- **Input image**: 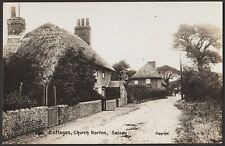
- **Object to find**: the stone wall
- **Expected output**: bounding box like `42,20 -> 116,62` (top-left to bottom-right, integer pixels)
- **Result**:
57,105 -> 79,124
3,100 -> 102,141
58,100 -> 102,124
106,99 -> 117,111
2,106 -> 48,140
78,100 -> 102,117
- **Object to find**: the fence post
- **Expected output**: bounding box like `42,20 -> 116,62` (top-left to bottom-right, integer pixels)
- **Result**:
19,82 -> 23,96
43,84 -> 46,106
53,85 -> 56,106
46,84 -> 48,106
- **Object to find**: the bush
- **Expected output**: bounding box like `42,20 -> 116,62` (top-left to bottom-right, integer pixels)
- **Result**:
182,68 -> 222,101
127,85 -> 167,103
175,100 -> 222,143
78,89 -> 105,102
55,84 -> 105,105
3,54 -> 41,96
51,49 -> 99,105
3,90 -> 38,111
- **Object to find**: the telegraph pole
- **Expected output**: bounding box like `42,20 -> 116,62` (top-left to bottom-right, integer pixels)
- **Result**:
179,51 -> 184,100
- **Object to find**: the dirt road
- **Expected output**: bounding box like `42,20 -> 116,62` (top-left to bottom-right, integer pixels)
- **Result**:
4,95 -> 182,144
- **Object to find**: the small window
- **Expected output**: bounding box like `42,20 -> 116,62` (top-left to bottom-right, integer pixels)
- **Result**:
94,70 -> 98,77
102,71 -> 105,79
146,79 -> 151,84
134,80 -> 138,84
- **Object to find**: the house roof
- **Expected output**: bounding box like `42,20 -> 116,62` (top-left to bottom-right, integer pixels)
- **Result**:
16,23 -> 114,84
131,61 -> 162,79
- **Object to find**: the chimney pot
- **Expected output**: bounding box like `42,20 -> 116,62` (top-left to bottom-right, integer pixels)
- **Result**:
148,61 -> 156,68
11,6 -> 16,18
81,18 -> 85,26
86,18 -> 89,26
77,19 -> 80,26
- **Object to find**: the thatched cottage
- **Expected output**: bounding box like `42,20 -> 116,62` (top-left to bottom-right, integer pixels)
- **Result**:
4,7 -> 115,98
129,61 -> 163,88
15,20 -> 115,97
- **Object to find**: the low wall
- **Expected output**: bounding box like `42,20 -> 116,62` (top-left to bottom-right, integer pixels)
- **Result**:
2,106 -> 48,140
58,100 -> 102,124
106,99 -> 117,111
78,100 -> 102,117
57,105 -> 79,124
3,100 -> 102,141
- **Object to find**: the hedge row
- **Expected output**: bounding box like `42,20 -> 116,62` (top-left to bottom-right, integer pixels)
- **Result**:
126,85 -> 168,103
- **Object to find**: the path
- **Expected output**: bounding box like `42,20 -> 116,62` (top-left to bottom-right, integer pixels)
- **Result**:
4,95 -> 182,144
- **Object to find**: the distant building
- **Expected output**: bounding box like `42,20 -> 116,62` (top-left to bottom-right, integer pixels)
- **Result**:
3,6 -> 26,58
129,61 -> 163,88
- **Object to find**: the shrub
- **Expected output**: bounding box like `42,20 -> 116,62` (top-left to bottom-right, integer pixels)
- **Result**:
51,49 -> 99,105
175,100 -> 222,143
3,90 -> 38,111
3,54 -> 41,96
182,67 -> 222,101
127,85 -> 167,102
78,89 -> 105,102
55,84 -> 105,106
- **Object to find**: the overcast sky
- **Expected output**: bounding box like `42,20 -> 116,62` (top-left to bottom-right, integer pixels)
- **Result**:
3,2 -> 223,73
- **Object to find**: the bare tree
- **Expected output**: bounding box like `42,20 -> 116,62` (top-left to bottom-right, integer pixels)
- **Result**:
157,65 -> 180,85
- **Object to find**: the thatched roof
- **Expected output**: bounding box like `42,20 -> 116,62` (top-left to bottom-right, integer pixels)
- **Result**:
16,23 -> 114,84
131,61 -> 162,79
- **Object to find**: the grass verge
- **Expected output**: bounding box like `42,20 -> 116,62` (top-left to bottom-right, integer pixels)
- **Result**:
174,100 -> 222,143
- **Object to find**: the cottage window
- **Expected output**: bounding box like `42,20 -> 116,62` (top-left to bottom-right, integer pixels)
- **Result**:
134,80 -> 138,84
146,79 -> 151,84
102,71 -> 105,79
94,70 -> 98,77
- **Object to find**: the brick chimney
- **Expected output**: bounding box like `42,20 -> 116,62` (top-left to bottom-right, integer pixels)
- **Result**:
4,5 -> 26,58
148,61 -> 156,68
7,6 -> 26,35
74,18 -> 91,45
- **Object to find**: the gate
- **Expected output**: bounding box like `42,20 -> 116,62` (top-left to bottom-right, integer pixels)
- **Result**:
47,106 -> 58,127
101,99 -> 106,111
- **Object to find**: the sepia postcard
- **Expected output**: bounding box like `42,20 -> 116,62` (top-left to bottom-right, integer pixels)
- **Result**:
1,1 -> 223,144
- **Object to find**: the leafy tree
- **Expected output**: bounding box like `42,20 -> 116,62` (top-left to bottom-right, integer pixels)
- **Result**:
126,70 -> 137,79
3,54 -> 41,96
173,24 -> 222,72
157,65 -> 180,85
112,60 -> 130,80
51,48 -> 102,105
182,67 -> 222,101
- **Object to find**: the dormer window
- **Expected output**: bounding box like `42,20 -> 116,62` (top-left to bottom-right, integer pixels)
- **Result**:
102,71 -> 105,79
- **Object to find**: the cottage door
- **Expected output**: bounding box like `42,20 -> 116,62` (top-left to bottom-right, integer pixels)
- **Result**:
101,87 -> 105,97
